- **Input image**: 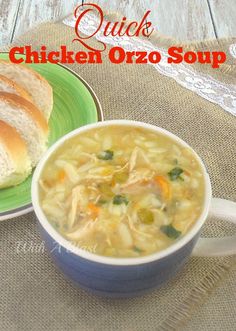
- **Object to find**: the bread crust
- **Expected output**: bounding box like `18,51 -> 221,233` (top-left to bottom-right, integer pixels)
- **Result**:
0,92 -> 48,134
0,74 -> 32,102
0,120 -> 29,166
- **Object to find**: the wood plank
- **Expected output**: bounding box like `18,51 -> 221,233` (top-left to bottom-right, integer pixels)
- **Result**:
95,0 -> 216,40
154,0 -> 216,40
12,0 -> 79,42
208,0 -> 236,38
0,0 -> 21,45
3,0 -> 236,48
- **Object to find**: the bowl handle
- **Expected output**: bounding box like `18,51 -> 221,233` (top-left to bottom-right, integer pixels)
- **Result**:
192,198 -> 236,257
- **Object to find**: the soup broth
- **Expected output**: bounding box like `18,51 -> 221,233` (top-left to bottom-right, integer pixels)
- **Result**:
39,126 -> 205,257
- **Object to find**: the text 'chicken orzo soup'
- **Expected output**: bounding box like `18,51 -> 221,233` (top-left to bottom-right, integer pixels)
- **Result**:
39,126 -> 205,258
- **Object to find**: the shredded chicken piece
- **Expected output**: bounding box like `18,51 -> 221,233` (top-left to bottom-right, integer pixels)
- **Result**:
138,148 -> 151,165
69,185 -> 85,228
66,221 -> 94,240
88,185 -> 98,191
79,152 -> 97,162
114,161 -> 129,173
94,195 -> 101,204
129,147 -> 139,172
84,174 -> 113,182
121,168 -> 154,190
77,162 -> 95,173
129,147 -> 151,172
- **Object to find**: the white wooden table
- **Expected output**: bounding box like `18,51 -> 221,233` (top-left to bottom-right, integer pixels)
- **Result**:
1,0 -> 236,46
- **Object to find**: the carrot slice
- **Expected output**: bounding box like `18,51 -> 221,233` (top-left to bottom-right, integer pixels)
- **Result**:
154,176 -> 171,200
88,203 -> 100,217
111,178 -> 116,187
58,170 -> 66,183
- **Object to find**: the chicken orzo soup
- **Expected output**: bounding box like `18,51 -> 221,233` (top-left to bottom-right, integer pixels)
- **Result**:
39,126 -> 205,257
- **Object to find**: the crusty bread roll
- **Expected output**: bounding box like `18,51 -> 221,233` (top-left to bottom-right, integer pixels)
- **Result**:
0,60 -> 53,121
0,120 -> 31,189
0,92 -> 49,167
0,74 -> 32,102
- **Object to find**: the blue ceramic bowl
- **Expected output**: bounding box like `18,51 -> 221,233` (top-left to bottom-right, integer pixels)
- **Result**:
31,120 -> 211,297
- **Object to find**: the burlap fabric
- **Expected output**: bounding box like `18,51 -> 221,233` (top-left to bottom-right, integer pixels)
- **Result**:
0,18 -> 236,331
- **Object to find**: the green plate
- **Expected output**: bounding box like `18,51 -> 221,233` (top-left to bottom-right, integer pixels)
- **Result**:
0,53 -> 103,221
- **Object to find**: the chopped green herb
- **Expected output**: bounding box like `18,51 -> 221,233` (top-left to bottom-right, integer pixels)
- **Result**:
138,208 -> 154,224
133,246 -> 143,253
113,195 -> 129,205
97,150 -> 114,160
173,159 -> 178,165
168,167 -> 184,181
160,224 -> 181,239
